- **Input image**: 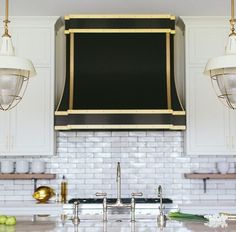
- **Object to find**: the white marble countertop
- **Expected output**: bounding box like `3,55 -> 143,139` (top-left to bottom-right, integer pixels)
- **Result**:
0,201 -> 236,231
0,200 -> 63,216
1,200 -> 236,217
5,216 -> 236,232
179,201 -> 236,214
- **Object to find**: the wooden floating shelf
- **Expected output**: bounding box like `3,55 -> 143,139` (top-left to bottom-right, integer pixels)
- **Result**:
0,173 -> 56,180
0,173 -> 56,191
184,173 -> 236,193
184,173 -> 236,179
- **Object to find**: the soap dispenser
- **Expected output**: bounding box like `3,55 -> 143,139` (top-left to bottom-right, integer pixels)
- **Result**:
60,175 -> 68,203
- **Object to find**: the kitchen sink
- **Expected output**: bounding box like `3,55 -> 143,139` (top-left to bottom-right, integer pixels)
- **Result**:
68,198 -> 173,204
64,198 -> 177,222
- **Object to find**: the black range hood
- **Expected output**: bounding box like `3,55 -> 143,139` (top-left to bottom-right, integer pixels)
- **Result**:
55,15 -> 186,130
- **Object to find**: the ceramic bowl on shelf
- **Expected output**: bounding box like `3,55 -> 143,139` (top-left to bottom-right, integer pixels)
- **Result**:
1,160 -> 14,174
216,162 -> 230,174
15,160 -> 29,173
31,161 -> 46,174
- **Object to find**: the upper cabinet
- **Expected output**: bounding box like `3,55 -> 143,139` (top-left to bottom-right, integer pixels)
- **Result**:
0,17 -> 60,156
182,17 -> 236,155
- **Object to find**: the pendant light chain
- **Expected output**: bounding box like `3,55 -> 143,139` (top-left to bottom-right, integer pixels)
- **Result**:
230,0 -> 236,35
3,0 -> 10,37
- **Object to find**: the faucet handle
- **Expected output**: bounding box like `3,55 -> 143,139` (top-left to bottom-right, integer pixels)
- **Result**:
131,192 -> 143,197
95,192 -> 107,197
95,192 -> 108,222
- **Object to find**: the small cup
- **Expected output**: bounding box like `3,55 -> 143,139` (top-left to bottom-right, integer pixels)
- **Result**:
31,161 -> 46,174
15,160 -> 29,173
1,160 -> 14,173
216,162 -> 230,174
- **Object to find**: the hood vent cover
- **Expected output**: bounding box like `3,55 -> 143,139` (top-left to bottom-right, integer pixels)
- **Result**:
55,15 -> 186,130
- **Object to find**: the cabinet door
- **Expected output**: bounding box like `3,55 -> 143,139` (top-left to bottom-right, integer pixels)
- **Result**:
186,67 -> 230,155
9,67 -> 54,156
0,112 -> 10,153
13,27 -> 51,66
188,27 -> 228,65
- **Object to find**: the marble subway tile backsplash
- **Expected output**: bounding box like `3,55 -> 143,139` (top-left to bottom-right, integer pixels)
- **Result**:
0,131 -> 236,203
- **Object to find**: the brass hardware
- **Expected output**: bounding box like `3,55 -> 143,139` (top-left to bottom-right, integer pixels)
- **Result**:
166,33 -> 171,109
65,29 -> 175,35
3,0 -> 10,38
65,14 -> 176,20
226,136 -> 230,149
55,109 -> 186,115
69,33 -> 74,109
10,136 -> 13,150
55,124 -> 186,130
6,135 -> 9,150
232,136 -> 235,149
230,0 -> 236,35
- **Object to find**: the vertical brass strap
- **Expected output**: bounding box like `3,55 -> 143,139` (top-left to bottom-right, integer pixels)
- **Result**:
232,0 -> 235,21
166,33 -> 172,109
69,33 -> 75,110
230,0 -> 235,34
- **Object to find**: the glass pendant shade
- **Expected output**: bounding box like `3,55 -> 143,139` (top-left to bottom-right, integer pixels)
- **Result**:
0,74 -> 23,105
204,0 -> 236,109
204,34 -> 236,109
0,36 -> 36,111
0,0 -> 36,111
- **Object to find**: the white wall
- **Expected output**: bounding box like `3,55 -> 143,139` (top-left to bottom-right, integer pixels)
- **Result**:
0,131 -> 236,203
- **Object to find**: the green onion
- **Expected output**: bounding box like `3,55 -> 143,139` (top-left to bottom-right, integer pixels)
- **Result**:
168,211 -> 208,222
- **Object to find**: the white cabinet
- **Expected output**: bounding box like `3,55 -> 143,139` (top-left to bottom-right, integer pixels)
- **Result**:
0,17 -> 60,156
182,17 -> 236,155
0,112 -> 10,153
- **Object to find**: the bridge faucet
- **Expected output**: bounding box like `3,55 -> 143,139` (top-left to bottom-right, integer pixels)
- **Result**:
96,162 -> 143,222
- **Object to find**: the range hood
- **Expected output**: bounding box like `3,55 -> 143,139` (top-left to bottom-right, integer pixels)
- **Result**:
55,15 -> 186,130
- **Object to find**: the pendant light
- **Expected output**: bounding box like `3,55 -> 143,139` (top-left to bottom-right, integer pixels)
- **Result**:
0,0 -> 36,111
204,0 -> 236,109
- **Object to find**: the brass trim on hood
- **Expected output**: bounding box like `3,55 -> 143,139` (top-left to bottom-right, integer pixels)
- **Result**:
69,33 -> 75,109
64,29 -> 175,35
65,15 -> 176,20
166,32 -> 171,109
55,124 -> 186,130
55,109 -> 186,116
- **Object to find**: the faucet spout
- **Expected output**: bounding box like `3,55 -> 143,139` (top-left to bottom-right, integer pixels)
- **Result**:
158,185 -> 163,209
116,162 -> 121,204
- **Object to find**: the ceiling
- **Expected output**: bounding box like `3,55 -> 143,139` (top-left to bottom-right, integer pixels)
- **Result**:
4,0 -> 231,17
